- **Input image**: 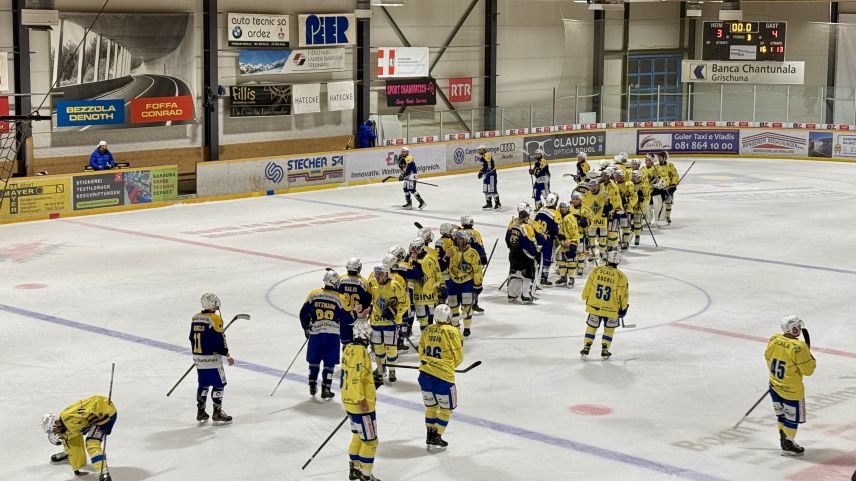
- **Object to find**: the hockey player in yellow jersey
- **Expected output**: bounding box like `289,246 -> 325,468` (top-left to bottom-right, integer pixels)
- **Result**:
555,199 -> 582,287
614,169 -> 637,249
568,192 -> 593,278
418,304 -> 464,452
368,263 -> 409,385
601,169 -> 625,253
582,179 -> 610,260
580,250 -> 629,360
435,223 -> 457,287
387,245 -> 417,354
339,258 -> 373,320
445,230 -> 483,337
417,227 -> 440,264
341,320 -> 381,481
459,215 -> 488,314
408,237 -> 444,331
657,151 -> 680,224
42,395 -> 117,480
764,316 -> 816,455
630,171 -> 652,247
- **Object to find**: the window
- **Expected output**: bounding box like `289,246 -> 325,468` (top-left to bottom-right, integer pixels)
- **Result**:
627,53 -> 683,121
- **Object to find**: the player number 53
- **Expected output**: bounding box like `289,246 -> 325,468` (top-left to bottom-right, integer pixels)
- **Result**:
595,285 -> 612,301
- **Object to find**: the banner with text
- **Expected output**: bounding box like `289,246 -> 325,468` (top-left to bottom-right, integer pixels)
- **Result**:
377,47 -> 429,78
56,99 -> 125,127
682,60 -> 805,85
446,138 -> 523,172
293,83 -> 321,114
227,13 -> 290,47
385,78 -> 436,107
739,130 -> 809,156
229,85 -> 291,117
0,176 -> 70,218
523,131 -> 607,160
73,167 -> 178,210
298,14 -> 355,47
448,77 -> 472,103
239,49 -> 345,75
327,81 -> 354,111
130,95 -> 194,124
637,129 -> 739,154
833,132 -> 856,159
345,144 -> 446,183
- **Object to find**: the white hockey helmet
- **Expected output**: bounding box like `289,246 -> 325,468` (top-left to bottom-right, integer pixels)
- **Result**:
323,269 -> 339,288
352,319 -> 372,341
588,179 -> 600,190
401,146 -> 410,153
571,191 -> 583,202
409,237 -> 425,252
201,292 -> 220,311
630,158 -> 641,169
388,245 -> 406,260
558,201 -> 570,212
41,413 -> 61,445
534,148 -> 545,156
346,257 -> 362,273
780,315 -> 804,336
577,152 -> 588,160
613,154 -> 623,163
606,250 -> 622,265
434,304 -> 452,324
619,152 -> 629,161
545,192 -> 559,208
439,223 -> 456,237
599,160 -> 610,170
631,170 -> 643,183
517,202 -> 532,217
418,226 -> 434,243
460,215 -> 474,228
381,253 -> 398,270
477,144 -> 487,151
614,169 -> 626,180
453,230 -> 470,243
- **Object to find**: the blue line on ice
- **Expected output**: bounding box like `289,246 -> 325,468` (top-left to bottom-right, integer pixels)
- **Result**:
0,302 -> 727,481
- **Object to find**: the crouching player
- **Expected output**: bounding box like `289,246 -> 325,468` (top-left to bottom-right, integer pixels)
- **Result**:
418,304 -> 464,452
342,319 -> 382,481
42,395 -> 117,481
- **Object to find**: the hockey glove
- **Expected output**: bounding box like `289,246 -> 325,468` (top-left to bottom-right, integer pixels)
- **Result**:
398,174 -> 405,181
477,172 -> 484,179
602,203 -> 613,219
304,329 -> 311,339
474,285 -> 483,295
618,306 -> 628,317
438,285 -> 448,301
578,218 -> 589,229
382,307 -> 396,321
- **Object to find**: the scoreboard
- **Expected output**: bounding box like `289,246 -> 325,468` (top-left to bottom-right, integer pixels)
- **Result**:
702,21 -> 786,61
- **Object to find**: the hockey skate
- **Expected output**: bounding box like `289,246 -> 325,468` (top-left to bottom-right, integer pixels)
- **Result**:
568,277 -> 575,288
427,427 -> 448,453
50,452 -> 69,464
780,430 -> 805,456
401,200 -> 413,210
99,473 -> 112,481
373,369 -> 383,386
212,406 -> 232,425
472,303 -> 484,314
463,328 -> 471,337
601,348 -> 612,360
196,404 -> 210,423
540,275 -> 553,287
388,368 -> 397,383
634,235 -> 640,246
482,199 -> 493,210
358,472 -> 382,481
349,461 -> 360,480
555,276 -> 567,286
507,296 -> 519,304
521,295 -> 534,304
493,199 -> 501,210
416,195 -> 426,210
309,382 -> 318,399
320,384 -> 335,402
580,345 -> 591,359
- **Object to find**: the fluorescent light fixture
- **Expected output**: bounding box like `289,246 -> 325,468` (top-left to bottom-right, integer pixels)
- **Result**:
371,1 -> 404,5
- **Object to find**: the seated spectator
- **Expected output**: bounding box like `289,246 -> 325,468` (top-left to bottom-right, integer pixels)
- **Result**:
357,120 -> 377,148
89,141 -> 116,171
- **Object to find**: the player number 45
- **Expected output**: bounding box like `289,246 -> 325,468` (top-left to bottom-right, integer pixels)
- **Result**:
770,358 -> 785,380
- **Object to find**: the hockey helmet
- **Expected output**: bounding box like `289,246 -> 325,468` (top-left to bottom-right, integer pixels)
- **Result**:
434,304 -> 452,324
780,315 -> 804,336
460,215 -> 474,228
614,169 -> 626,180
477,144 -> 487,151
619,152 -> 629,162
41,413 -> 61,446
439,223 -> 456,237
599,160 -> 610,170
630,159 -> 641,169
201,292 -> 220,311
323,269 -> 339,288
545,193 -> 559,208
346,257 -> 362,273
577,152 -> 588,160
388,245 -> 406,260
588,179 -> 600,190
418,227 -> 434,243
517,202 -> 532,218
631,170 -> 643,183
401,146 -> 410,153
409,237 -> 425,252
606,250 -> 622,266
571,191 -> 583,202
381,253 -> 398,270
558,201 -> 570,213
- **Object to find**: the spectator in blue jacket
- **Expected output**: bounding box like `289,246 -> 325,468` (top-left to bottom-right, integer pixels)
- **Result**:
357,120 -> 376,148
89,141 -> 116,171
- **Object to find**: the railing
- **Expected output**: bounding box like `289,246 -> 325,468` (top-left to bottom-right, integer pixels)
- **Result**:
372,84 -> 856,144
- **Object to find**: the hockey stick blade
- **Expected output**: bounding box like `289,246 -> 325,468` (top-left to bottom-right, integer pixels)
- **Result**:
457,360 -> 482,373
381,175 -> 397,183
232,313 -> 251,321
414,221 -> 424,229
620,318 -> 636,329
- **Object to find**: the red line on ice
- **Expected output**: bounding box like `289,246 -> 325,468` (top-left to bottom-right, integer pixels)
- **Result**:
66,220 -> 332,267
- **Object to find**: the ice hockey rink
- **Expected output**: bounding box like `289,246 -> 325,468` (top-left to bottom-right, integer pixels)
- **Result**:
2,156 -> 856,481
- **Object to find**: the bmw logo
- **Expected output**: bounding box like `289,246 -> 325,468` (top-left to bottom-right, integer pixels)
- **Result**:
453,148 -> 465,164
232,26 -> 243,39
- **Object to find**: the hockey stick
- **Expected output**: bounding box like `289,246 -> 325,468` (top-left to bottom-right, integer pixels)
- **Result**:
414,221 -> 424,229
381,176 -> 397,183
482,239 -> 499,276
733,389 -> 770,430
679,160 -> 697,183
498,276 -> 509,291
619,317 -> 636,329
415,180 -> 438,187
385,360 -> 483,373
642,213 -> 659,247
166,313 -> 250,397
802,328 -> 811,348
301,414 -> 349,470
99,363 -> 115,481
270,337 -> 309,397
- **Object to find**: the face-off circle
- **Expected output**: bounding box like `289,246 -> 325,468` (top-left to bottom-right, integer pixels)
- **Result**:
569,404 -> 613,416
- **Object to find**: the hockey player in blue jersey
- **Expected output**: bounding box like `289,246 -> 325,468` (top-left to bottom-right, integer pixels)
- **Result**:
398,146 -> 426,210
190,293 -> 235,424
529,148 -> 551,208
300,270 -> 355,401
506,203 -> 540,303
475,145 -> 501,210
533,193 -> 562,287
338,258 -> 373,324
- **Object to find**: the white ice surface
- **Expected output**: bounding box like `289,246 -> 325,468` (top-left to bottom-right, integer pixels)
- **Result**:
2,157 -> 856,481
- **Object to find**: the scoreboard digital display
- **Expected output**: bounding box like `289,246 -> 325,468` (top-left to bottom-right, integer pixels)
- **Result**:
702,21 -> 786,61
